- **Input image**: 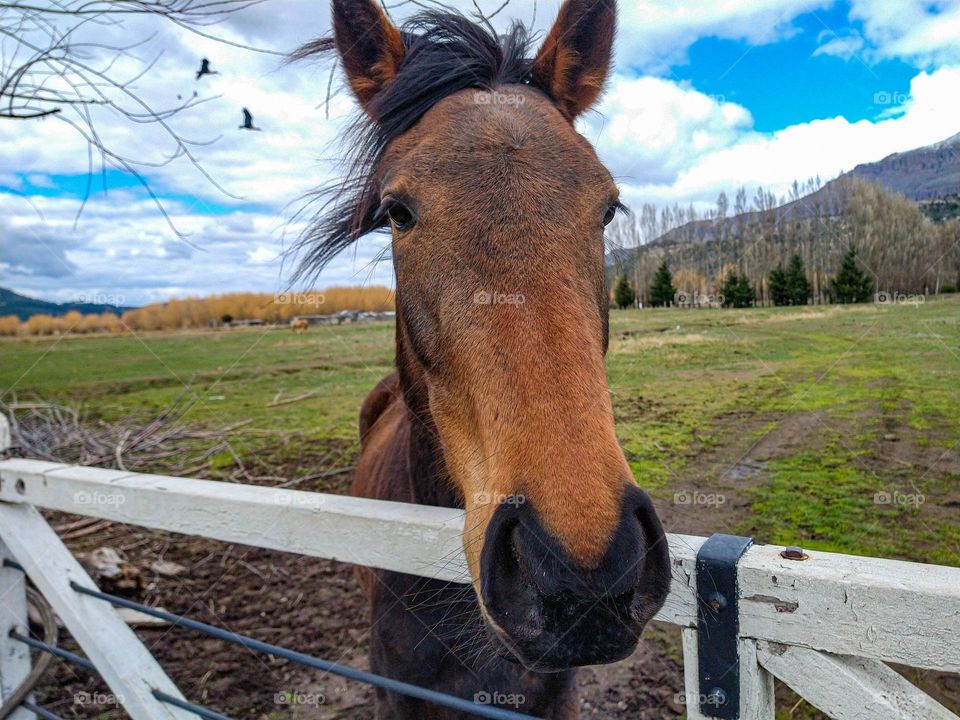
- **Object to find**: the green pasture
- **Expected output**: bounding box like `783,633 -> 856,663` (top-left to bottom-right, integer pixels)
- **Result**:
2,297 -> 958,566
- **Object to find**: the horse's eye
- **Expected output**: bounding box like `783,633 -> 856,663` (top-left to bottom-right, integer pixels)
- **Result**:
387,201 -> 416,232
603,204 -> 618,227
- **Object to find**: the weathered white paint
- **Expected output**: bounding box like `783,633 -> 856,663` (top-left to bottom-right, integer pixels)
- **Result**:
0,503 -> 193,720
0,537 -> 34,720
664,532 -> 960,672
2,457 -> 960,713
737,544 -> 960,673
680,628 -> 709,720
739,638 -> 776,719
757,641 -> 959,720
680,629 -> 775,720
0,415 -> 10,452
0,458 -> 470,583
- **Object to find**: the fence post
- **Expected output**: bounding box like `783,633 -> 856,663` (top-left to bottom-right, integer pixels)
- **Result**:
0,538 -> 35,720
0,503 -> 193,719
682,630 -> 775,720
0,414 -> 10,454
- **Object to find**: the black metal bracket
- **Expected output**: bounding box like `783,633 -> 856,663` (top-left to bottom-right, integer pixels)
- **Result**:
696,533 -> 754,719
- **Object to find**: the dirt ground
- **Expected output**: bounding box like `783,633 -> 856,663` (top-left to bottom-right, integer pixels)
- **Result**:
31,468 -> 687,720
26,405 -> 960,719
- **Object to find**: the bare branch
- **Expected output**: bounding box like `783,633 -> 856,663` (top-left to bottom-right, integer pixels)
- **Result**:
1,0 -> 270,233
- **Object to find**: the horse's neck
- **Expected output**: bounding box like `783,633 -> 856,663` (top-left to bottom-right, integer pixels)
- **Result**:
396,328 -> 463,510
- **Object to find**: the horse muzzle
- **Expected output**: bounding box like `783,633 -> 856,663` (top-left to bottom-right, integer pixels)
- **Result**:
478,484 -> 671,671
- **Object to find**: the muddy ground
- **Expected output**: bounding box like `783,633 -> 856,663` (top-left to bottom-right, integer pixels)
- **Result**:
25,408 -> 960,719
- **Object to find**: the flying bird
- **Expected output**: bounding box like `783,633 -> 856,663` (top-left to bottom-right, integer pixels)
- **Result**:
196,58 -> 218,80
239,108 -> 261,131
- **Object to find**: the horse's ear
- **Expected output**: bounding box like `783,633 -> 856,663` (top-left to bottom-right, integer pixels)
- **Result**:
531,0 -> 616,121
331,0 -> 406,113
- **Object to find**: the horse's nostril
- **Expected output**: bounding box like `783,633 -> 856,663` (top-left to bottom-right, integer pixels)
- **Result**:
479,488 -> 671,670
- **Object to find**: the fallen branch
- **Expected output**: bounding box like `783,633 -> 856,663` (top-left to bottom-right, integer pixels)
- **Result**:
266,390 -> 318,408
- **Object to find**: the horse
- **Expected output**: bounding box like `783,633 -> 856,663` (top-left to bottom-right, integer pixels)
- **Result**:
295,1 -> 671,716
290,318 -> 309,334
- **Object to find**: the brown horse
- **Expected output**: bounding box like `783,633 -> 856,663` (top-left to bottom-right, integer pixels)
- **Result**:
295,1 -> 671,716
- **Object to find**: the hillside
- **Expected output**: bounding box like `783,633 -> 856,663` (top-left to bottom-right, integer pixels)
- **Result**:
849,131 -> 960,201
0,287 -> 134,321
625,130 -> 960,254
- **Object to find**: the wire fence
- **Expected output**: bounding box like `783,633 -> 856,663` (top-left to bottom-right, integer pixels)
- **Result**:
3,560 -> 537,720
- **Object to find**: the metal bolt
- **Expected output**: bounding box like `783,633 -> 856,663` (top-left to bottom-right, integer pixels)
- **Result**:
706,687 -> 728,707
706,591 -> 728,611
781,546 -> 808,560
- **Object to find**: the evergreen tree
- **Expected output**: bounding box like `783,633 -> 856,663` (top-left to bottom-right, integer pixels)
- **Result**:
721,271 -> 755,308
648,261 -> 676,308
829,248 -> 874,303
613,274 -> 636,309
769,263 -> 788,306
785,254 -> 812,306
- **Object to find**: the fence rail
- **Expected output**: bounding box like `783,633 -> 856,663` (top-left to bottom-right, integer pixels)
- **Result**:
1,453 -> 959,720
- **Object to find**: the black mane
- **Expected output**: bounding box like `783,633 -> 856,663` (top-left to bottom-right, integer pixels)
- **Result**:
291,10 -> 535,280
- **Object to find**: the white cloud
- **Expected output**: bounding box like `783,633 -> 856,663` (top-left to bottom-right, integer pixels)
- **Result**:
0,192 -> 393,306
4,0 -> 960,306
850,0 -> 960,66
583,76 -> 753,187
247,245 -> 277,265
813,31 -> 865,60
607,65 -> 960,208
614,0 -> 831,70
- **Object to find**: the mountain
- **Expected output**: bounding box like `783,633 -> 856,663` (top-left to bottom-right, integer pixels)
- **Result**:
639,130 -> 960,250
848,131 -> 960,201
0,287 -> 135,321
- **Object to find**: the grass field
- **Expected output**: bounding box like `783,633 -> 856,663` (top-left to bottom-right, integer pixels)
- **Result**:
2,298 -> 959,567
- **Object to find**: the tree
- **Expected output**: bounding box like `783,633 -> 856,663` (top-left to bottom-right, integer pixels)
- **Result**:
721,271 -> 754,308
1,0 -> 262,234
829,247 -> 874,303
769,263 -> 788,306
613,274 -> 636,309
648,261 -> 676,308
785,254 -> 812,306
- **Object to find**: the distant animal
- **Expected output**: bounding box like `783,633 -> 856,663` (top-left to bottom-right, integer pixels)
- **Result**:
195,58 -> 218,80
290,319 -> 309,334
239,108 -> 261,131
293,1 -> 671,718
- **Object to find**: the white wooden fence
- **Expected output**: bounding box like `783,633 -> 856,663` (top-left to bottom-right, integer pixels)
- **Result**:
1,443 -> 959,718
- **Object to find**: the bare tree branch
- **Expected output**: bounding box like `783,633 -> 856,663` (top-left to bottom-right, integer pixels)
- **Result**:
1,0 -> 269,235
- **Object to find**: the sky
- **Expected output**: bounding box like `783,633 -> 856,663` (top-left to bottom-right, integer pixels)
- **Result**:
2,0 -> 959,306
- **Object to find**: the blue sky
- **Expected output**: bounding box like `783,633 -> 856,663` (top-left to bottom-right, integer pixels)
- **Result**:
669,2 -> 919,132
2,0 -> 959,305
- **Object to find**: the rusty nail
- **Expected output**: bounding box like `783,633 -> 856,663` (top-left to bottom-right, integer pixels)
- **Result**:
780,546 -> 808,561
706,591 -> 727,611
